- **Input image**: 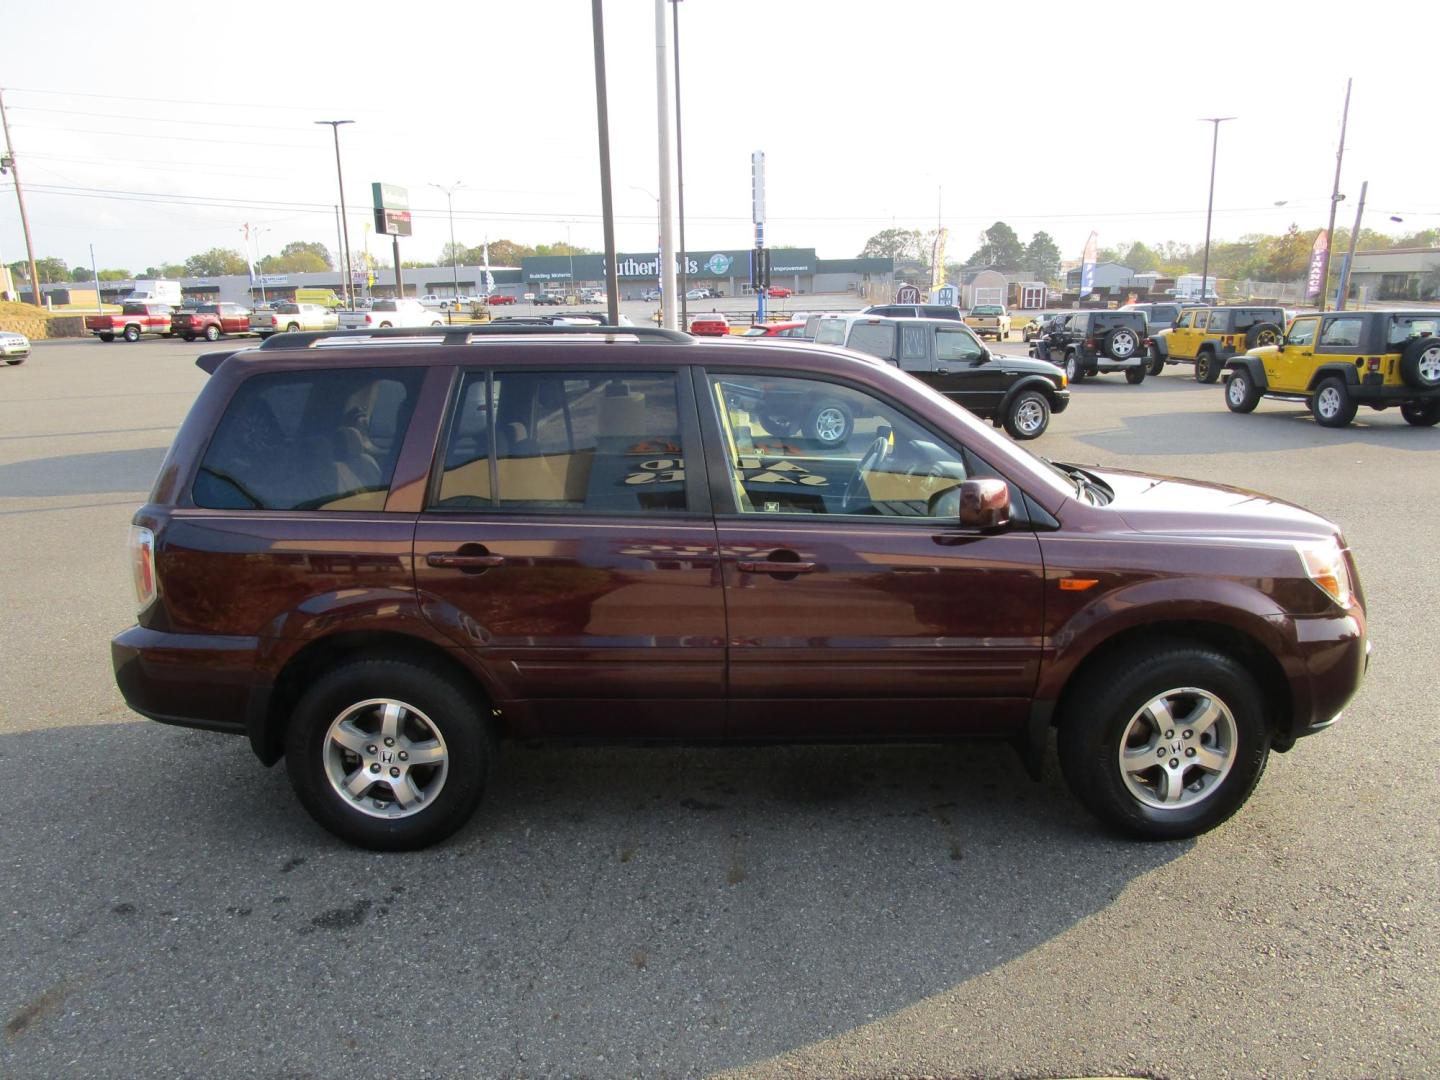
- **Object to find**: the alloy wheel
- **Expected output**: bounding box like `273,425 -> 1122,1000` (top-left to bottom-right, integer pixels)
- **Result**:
1118,687 -> 1236,809
323,698 -> 450,820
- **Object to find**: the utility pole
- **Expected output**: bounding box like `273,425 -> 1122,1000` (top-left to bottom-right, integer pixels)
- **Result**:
1318,78 -> 1352,312
0,87 -> 41,307
315,120 -> 355,308
429,181 -> 462,301
1199,116 -> 1236,305
89,242 -> 102,314
670,0 -> 688,324
654,0 -> 678,329
1336,179 -> 1367,311
591,0 -> 621,326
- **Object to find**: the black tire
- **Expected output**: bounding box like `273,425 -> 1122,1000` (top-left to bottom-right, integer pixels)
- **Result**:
1125,365 -> 1146,385
182,333 -> 196,342
1225,370 -> 1262,413
285,658 -> 495,851
805,399 -> 853,447
286,322 -> 301,333
204,324 -> 221,342
378,322 -> 392,329
98,333 -> 114,342
1244,322 -> 1282,349
1057,641 -> 1272,839
1064,351 -> 1085,383
4,357 -> 25,366
122,324 -> 141,343
1103,326 -> 1140,361
1310,376 -> 1357,428
1147,348 -> 1165,377
757,411 -> 798,437
1003,390 -> 1050,439
1399,338 -> 1440,390
1195,350 -> 1221,383
1400,399 -> 1440,426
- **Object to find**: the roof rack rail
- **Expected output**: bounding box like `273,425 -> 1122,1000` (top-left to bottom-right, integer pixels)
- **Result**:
258,324 -> 692,349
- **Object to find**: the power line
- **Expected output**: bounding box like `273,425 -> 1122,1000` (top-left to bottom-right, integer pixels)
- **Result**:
9,105 -> 314,130
9,124 -> 322,149
2,85 -> 358,112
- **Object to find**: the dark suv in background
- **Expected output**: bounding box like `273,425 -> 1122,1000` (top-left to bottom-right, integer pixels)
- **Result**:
1032,310 -> 1149,383
112,324 -> 1367,850
861,303 -> 965,321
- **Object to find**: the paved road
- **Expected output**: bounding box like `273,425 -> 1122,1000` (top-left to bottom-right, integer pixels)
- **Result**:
0,337 -> 1434,1078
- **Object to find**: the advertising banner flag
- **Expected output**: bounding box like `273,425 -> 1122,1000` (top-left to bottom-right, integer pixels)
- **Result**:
930,228 -> 947,293
1306,230 -> 1329,298
1080,231 -> 1098,293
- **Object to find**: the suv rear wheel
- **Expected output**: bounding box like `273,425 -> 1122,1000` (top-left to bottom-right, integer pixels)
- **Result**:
1311,377 -> 1357,428
1195,350 -> 1221,383
1057,642 -> 1271,839
1400,399 -> 1440,426
285,658 -> 494,850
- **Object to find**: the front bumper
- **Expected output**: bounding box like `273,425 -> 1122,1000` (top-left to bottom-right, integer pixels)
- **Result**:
1281,608 -> 1368,746
0,339 -> 29,357
111,625 -> 264,736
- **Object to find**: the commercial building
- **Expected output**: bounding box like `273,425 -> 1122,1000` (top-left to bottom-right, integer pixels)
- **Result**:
521,248 -> 893,299
1345,247 -> 1440,302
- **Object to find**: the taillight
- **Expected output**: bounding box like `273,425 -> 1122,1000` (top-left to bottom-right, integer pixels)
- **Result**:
1084,338 -> 1096,348
129,525 -> 157,610
1144,337 -> 1154,346
1366,357 -> 1381,372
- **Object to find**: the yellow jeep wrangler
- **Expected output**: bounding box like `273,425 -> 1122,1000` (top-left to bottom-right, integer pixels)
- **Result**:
1152,305 -> 1285,382
1222,310 -> 1440,428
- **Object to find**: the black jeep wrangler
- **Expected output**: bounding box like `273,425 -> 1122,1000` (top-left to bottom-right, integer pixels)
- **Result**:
1031,310 -> 1148,384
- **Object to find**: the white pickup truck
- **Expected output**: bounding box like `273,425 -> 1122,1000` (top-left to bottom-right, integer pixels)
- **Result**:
338,299 -> 445,330
248,303 -> 338,337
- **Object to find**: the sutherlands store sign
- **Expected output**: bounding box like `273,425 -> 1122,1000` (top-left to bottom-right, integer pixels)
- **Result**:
523,249 -> 816,282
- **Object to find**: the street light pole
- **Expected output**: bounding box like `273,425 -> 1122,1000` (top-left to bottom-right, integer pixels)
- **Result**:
315,120 -> 355,309
1199,116 -> 1235,303
670,0 -> 688,324
1318,78 -> 1352,311
0,88 -> 40,308
429,181 -> 462,301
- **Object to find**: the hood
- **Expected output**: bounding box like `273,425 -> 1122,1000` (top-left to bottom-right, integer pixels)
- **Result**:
1089,467 -> 1339,541
991,353 -> 1064,378
1245,344 -> 1280,359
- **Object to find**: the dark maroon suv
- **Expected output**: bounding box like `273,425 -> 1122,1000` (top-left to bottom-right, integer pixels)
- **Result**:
112,325 -> 1368,849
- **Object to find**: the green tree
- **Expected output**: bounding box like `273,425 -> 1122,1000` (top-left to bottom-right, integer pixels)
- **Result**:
859,228 -> 923,261
70,265 -> 92,282
143,263 -> 188,279
98,268 -> 132,281
968,222 -> 1023,270
183,248 -> 249,276
533,240 -> 596,257
1022,232 -> 1061,280
481,239 -> 535,266
1123,242 -> 1159,272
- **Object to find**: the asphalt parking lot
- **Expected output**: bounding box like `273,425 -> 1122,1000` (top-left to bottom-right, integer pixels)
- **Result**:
0,335 -> 1435,1079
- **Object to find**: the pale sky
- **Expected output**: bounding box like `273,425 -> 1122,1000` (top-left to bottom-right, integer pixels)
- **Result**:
1,0 -> 1434,275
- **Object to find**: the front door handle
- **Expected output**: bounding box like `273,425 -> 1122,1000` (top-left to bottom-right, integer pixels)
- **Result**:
736,559 -> 816,575
427,551 -> 506,571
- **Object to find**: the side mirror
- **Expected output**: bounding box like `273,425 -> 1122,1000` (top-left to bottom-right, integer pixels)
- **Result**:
959,478 -> 1011,530
976,348 -> 992,364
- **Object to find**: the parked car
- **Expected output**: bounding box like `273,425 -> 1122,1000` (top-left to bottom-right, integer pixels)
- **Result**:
111,323 -> 1369,850
85,302 -> 174,343
418,294 -> 446,310
522,292 -> 537,302
742,321 -> 806,338
861,304 -> 964,321
1223,310 -> 1440,427
640,288 -> 662,302
485,294 -> 517,306
249,303 -> 339,337
172,303 -> 252,342
339,298 -> 445,330
1032,310 -> 1149,383
1022,314 -> 1063,343
685,288 -> 712,301
0,329 -> 30,364
963,304 -> 1013,341
1152,306 -> 1286,383
534,292 -> 567,306
767,286 -> 793,299
689,312 -> 729,336
838,316 -> 1069,439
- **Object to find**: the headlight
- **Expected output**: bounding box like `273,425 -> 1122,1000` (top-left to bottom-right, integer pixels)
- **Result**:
1296,540 -> 1353,609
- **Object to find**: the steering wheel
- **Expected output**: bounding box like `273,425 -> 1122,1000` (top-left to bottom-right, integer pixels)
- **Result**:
841,435 -> 892,513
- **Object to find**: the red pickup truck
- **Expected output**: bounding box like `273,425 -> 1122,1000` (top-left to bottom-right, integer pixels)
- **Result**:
171,303 -> 251,341
85,302 -> 174,343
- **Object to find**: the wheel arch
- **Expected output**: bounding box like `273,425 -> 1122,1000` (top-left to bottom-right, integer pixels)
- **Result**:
1223,355 -> 1268,389
999,375 -> 1063,412
1049,618 -> 1294,747
1306,363 -> 1361,391
251,630 -> 498,766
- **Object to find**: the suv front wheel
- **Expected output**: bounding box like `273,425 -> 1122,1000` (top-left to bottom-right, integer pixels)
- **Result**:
1058,643 -> 1271,839
285,658 -> 494,850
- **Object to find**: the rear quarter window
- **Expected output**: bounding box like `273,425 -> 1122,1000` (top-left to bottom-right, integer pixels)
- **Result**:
846,322 -> 898,360
193,368 -> 424,512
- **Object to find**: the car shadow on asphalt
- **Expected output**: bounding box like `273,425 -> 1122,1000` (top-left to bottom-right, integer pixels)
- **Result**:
0,447 -> 168,498
0,722 -> 1191,1076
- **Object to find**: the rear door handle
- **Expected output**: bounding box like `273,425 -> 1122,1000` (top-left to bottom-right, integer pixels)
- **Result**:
736,559 -> 816,574
427,551 -> 506,570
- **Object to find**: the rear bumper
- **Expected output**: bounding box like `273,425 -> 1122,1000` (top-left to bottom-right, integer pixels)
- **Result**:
1350,384 -> 1440,405
111,625 -> 264,736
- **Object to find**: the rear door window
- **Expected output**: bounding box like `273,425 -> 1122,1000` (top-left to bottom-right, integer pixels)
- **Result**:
194,368 -> 424,511
1319,316 -> 1364,349
434,371 -> 688,514
847,322 -> 898,361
